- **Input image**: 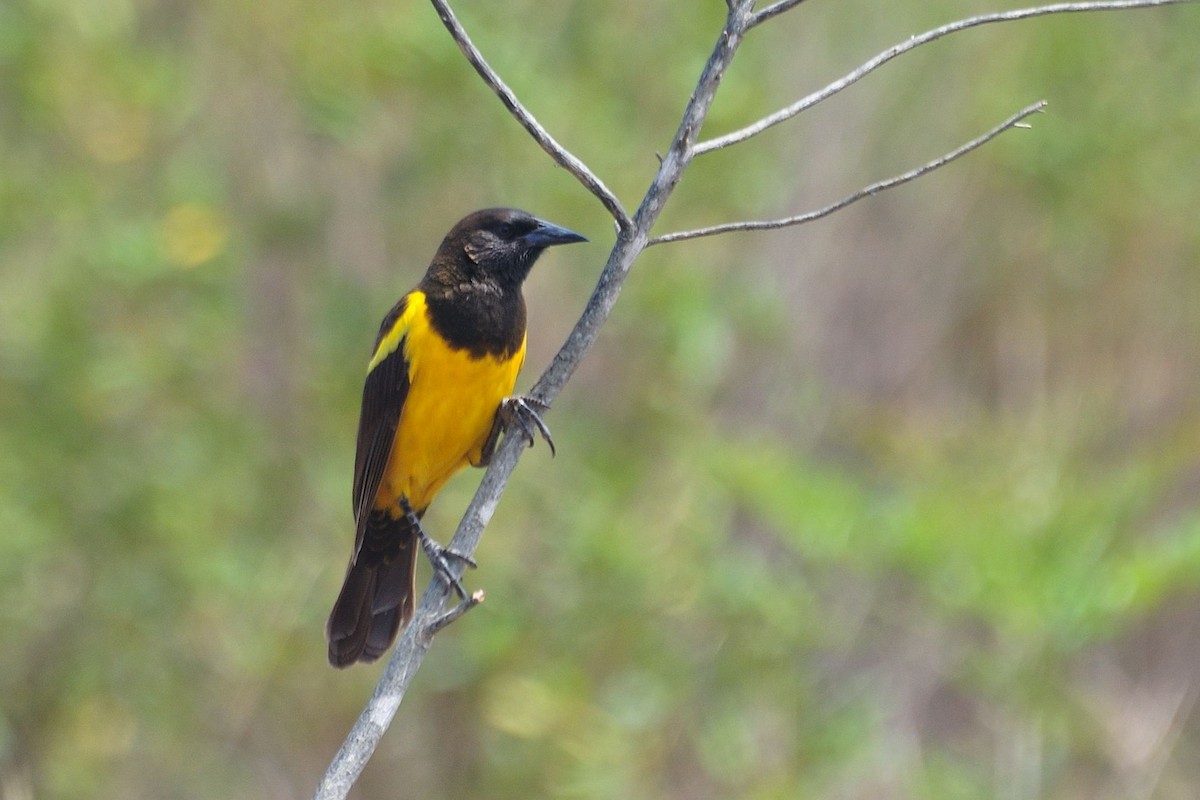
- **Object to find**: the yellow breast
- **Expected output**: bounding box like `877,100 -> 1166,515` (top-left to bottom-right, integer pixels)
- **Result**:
374,291 -> 525,514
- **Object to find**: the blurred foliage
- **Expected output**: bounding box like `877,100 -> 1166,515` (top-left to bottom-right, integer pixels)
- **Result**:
2,0 -> 1199,798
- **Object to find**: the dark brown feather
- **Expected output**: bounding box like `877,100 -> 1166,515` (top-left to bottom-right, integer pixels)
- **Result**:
326,512 -> 418,667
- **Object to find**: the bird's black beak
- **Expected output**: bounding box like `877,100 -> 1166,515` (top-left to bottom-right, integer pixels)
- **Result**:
522,218 -> 588,248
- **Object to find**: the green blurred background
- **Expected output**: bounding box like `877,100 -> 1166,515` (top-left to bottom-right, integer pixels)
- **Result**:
3,0 -> 1199,797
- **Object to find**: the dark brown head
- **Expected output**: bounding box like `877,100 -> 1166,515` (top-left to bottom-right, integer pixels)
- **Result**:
427,208 -> 587,290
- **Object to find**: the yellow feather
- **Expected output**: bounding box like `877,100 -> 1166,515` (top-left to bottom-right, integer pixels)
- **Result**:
372,291 -> 526,514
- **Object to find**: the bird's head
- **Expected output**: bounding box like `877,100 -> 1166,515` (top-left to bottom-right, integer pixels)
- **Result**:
436,208 -> 587,289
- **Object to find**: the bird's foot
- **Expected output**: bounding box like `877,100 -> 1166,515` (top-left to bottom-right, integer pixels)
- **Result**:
399,498 -> 476,602
500,395 -> 556,457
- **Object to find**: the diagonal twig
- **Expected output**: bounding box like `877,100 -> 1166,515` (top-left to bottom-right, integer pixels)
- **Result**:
428,0 -> 632,228
651,100 -> 1046,246
697,0 -> 1198,155
750,0 -> 813,28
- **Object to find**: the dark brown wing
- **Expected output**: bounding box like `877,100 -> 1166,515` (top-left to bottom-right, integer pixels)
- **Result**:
350,296 -> 412,554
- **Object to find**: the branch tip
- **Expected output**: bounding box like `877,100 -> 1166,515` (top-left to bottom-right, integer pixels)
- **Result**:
651,100 -> 1046,246
428,590 -> 486,636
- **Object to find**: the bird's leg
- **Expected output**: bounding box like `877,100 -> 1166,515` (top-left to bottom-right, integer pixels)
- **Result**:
476,409 -> 504,467
399,497 -> 476,602
478,396 -> 556,467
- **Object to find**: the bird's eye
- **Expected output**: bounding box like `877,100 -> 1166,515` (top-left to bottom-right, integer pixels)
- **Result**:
495,222 -> 516,239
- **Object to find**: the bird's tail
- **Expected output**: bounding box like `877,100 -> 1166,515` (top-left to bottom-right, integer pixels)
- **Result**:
326,513 -> 418,668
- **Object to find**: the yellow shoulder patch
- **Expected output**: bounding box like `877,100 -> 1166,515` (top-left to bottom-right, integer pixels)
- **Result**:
368,291 -> 428,374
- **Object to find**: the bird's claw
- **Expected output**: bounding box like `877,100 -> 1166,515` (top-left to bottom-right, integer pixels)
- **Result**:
500,395 -> 556,457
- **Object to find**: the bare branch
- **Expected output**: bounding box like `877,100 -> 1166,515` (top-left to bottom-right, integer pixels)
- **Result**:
312,4 -> 758,797
427,0 -> 632,229
698,0 -> 1198,155
750,0 -> 813,28
650,100 -> 1047,246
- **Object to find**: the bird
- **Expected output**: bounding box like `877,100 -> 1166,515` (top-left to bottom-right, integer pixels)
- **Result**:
326,208 -> 587,668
